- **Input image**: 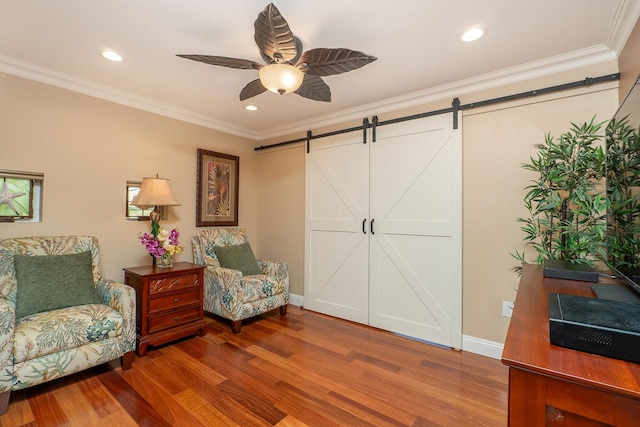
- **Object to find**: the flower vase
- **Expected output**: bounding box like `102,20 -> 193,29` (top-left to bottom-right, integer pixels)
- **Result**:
156,252 -> 173,268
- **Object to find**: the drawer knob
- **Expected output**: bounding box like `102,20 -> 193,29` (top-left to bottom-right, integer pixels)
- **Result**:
174,316 -> 179,321
174,298 -> 179,303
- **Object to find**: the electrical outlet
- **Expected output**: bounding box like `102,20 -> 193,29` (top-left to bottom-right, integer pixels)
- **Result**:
502,301 -> 514,318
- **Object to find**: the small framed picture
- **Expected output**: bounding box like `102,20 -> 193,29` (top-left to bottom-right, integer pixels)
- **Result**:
125,180 -> 158,221
196,149 -> 239,227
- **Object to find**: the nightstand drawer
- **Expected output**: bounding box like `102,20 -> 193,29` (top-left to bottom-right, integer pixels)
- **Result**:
148,273 -> 200,294
148,290 -> 200,314
148,306 -> 200,333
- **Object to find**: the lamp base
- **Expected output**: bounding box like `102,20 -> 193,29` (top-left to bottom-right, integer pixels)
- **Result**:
149,207 -> 161,224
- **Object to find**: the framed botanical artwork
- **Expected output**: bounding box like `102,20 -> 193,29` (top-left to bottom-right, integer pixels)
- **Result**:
196,149 -> 239,227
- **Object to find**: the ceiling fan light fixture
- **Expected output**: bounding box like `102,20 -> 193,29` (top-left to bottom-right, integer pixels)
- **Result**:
177,3 -> 375,102
259,63 -> 304,95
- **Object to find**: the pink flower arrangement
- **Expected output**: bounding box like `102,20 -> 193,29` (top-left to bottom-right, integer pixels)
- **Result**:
139,227 -> 183,258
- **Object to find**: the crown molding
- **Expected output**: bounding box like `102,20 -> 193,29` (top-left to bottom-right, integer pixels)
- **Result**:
0,42 -> 621,143
257,44 -> 617,141
606,0 -> 640,55
0,54 -> 259,140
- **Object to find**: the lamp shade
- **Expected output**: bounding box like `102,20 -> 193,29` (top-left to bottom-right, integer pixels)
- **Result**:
259,63 -> 304,95
131,177 -> 181,209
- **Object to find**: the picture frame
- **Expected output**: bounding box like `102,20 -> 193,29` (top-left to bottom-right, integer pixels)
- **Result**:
0,170 -> 43,222
196,149 -> 239,227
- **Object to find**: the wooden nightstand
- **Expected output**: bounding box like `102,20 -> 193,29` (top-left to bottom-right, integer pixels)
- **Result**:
123,262 -> 207,356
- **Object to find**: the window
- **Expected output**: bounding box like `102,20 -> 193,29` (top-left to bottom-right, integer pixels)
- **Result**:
0,170 -> 43,223
126,180 -> 164,220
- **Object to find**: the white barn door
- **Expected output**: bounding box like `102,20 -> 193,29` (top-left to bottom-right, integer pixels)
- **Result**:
369,114 -> 462,348
304,131 -> 370,324
304,112 -> 462,349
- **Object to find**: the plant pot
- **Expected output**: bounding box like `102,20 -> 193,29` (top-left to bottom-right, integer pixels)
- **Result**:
156,253 -> 173,268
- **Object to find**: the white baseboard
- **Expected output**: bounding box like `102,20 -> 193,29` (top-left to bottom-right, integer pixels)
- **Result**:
287,293 -> 504,360
288,292 -> 304,307
462,335 -> 504,360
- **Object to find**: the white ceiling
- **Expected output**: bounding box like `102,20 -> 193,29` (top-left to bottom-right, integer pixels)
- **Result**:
1,1 -> 639,140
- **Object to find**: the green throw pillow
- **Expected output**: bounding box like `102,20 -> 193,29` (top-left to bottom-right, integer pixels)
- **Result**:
214,242 -> 262,276
14,251 -> 100,319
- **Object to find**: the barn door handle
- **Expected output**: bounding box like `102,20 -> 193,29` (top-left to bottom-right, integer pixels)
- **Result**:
362,219 -> 366,234
370,219 -> 375,235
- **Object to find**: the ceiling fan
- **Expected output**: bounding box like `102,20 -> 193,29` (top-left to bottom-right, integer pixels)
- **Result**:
177,3 -> 377,102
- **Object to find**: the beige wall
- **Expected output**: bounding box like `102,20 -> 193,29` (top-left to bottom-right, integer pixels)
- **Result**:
463,86 -> 617,341
256,62 -> 620,344
0,74 -> 259,282
256,145 -> 305,297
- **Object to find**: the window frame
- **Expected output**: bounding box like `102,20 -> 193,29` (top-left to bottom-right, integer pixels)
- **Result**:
0,170 -> 43,223
126,180 -> 165,221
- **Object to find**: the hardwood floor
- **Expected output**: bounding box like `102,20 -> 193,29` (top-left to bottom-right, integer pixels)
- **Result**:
0,306 -> 508,426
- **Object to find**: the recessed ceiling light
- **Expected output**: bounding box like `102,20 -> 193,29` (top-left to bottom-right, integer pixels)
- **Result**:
460,26 -> 486,42
101,50 -> 123,62
245,105 -> 258,111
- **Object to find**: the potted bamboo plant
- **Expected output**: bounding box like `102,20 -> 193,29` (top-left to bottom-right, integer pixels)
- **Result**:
512,117 -> 608,272
605,115 -> 640,269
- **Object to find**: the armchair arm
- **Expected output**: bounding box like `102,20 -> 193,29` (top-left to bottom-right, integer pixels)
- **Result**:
202,266 -> 245,318
0,298 -> 15,393
96,280 -> 136,353
258,260 -> 290,294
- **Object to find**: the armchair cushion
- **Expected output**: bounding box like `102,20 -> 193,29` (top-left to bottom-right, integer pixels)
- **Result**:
214,242 -> 262,276
239,274 -> 285,303
197,228 -> 249,268
13,303 -> 123,364
14,251 -> 100,319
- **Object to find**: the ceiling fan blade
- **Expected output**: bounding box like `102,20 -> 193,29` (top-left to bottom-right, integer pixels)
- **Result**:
254,3 -> 298,63
263,35 -> 303,65
295,74 -> 331,102
177,54 -> 262,70
290,36 -> 304,66
239,79 -> 268,101
297,48 -> 377,76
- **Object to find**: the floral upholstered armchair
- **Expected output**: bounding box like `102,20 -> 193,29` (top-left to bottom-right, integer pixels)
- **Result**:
192,228 -> 289,333
0,235 -> 136,414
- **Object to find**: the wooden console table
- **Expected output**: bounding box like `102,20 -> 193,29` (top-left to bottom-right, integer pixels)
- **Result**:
502,263 -> 640,426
